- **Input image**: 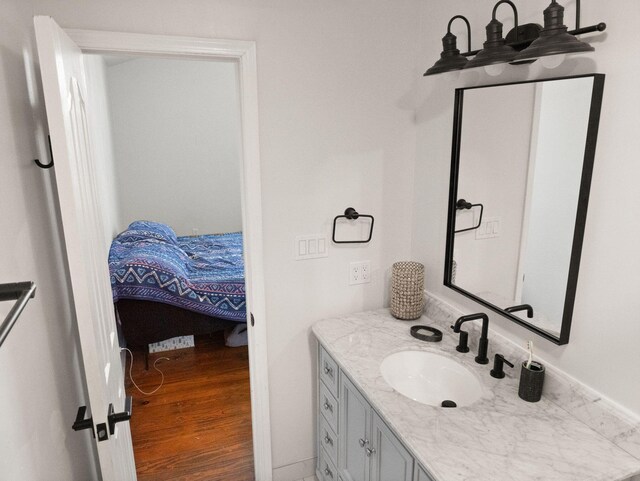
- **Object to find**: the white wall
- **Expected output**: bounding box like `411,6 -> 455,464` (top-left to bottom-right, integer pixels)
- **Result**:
0,1 -> 97,479
84,54 -> 122,246
413,0 -> 640,416
29,0 -> 421,474
105,56 -> 243,236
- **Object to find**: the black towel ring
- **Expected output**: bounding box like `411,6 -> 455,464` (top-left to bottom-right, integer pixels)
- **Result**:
332,207 -> 375,244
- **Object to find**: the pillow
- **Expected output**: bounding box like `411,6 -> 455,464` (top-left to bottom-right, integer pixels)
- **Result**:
118,220 -> 178,244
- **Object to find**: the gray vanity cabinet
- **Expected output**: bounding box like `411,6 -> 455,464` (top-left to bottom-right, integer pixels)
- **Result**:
338,373 -> 413,481
318,346 -> 340,481
370,411 -> 413,481
318,344 -> 426,481
339,374 -> 370,481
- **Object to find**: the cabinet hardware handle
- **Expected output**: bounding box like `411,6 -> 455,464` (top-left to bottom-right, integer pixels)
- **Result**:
324,467 -> 334,478
324,365 -> 333,375
358,438 -> 369,447
324,434 -> 333,445
366,447 -> 376,457
323,401 -> 333,412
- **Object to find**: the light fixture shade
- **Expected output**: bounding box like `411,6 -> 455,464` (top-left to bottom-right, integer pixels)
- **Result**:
424,32 -> 469,76
513,0 -> 594,62
464,18 -> 517,69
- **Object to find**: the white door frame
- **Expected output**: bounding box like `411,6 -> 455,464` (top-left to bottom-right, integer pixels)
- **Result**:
65,28 -> 273,479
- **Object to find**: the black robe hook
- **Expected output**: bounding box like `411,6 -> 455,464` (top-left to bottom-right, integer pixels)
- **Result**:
34,135 -> 54,169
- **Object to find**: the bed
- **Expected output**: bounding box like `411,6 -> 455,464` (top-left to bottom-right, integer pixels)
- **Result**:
108,221 -> 247,350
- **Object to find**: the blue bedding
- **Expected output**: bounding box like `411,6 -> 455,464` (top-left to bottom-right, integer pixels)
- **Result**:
108,221 -> 246,321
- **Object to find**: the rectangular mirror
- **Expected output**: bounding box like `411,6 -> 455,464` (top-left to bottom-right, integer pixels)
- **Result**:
444,74 -> 605,344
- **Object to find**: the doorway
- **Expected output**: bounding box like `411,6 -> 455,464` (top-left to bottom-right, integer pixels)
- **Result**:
86,52 -> 253,480
42,24 -> 272,480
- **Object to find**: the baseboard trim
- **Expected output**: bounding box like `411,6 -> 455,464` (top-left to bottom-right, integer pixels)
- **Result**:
272,457 -> 316,481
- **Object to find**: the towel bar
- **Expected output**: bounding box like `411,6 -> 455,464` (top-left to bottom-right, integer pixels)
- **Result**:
0,281 -> 37,348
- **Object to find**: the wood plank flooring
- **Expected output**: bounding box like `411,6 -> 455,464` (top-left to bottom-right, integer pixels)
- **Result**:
125,333 -> 254,481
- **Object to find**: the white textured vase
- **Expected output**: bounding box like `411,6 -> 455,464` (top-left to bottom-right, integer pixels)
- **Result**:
390,261 -> 425,320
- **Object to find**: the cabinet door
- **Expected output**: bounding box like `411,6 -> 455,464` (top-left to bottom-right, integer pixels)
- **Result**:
370,412 -> 414,481
339,375 -> 370,481
414,465 -> 435,481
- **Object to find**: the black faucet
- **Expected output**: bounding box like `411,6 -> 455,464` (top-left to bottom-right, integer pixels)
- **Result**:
505,304 -> 534,318
450,328 -> 469,353
451,313 -> 490,364
490,354 -> 514,379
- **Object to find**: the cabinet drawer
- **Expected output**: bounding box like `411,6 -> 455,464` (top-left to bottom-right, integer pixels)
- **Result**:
320,381 -> 339,433
319,415 -> 338,465
319,446 -> 339,481
320,346 -> 339,398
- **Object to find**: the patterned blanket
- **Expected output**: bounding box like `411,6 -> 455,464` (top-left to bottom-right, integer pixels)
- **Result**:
109,221 -> 246,321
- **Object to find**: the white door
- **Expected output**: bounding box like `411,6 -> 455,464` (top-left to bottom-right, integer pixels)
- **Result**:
34,16 -> 137,480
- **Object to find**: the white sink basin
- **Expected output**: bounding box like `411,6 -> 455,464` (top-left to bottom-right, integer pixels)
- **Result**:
380,350 -> 483,407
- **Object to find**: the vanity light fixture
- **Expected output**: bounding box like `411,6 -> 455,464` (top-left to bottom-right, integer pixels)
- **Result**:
512,0 -> 604,64
424,15 -> 471,76
463,0 -> 520,70
424,0 -> 606,76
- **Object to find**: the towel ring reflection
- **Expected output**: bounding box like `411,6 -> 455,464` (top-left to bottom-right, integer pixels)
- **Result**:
454,199 -> 483,234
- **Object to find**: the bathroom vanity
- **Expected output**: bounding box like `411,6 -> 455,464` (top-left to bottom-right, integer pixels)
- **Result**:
313,305 -> 640,481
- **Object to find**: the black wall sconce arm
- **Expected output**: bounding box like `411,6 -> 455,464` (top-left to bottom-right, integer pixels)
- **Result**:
424,15 -> 472,75
448,15 -> 471,54
494,0 -> 519,41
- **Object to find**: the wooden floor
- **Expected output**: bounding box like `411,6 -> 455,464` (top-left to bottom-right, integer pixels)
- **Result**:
125,333 -> 254,481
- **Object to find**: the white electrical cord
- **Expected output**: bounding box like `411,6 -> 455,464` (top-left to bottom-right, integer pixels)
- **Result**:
121,347 -> 170,395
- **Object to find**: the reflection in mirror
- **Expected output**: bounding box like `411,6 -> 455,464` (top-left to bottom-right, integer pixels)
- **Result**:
445,75 -> 605,344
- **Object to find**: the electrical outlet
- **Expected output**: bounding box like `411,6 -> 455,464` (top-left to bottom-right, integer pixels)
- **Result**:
350,261 -> 371,285
361,261 -> 370,282
349,262 -> 360,285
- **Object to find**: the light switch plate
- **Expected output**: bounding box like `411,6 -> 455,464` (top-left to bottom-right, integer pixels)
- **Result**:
295,235 -> 329,260
476,216 -> 501,240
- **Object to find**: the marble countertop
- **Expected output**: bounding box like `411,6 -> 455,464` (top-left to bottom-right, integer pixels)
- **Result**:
312,309 -> 640,481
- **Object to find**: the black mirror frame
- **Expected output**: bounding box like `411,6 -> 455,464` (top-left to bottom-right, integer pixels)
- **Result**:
444,73 -> 605,345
